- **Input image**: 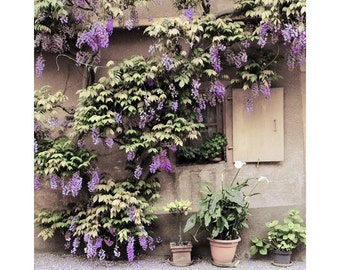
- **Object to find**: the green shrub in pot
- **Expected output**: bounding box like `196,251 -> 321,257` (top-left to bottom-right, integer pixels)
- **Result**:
184,161 -> 268,240
250,209 -> 306,256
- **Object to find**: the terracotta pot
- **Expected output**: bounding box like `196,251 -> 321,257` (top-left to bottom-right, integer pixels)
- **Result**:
169,241 -> 192,267
208,237 -> 241,266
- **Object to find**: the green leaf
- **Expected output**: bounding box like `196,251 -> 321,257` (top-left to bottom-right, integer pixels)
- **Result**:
184,214 -> 197,232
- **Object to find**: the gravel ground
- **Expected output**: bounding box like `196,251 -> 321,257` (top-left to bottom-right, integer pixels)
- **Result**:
34,252 -> 306,270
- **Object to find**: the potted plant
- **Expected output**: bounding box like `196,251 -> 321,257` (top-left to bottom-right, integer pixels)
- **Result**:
249,209 -> 306,267
200,132 -> 227,162
163,199 -> 193,266
184,161 -> 268,266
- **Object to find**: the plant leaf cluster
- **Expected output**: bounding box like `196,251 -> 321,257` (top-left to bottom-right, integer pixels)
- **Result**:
184,163 -> 266,240
249,209 -> 306,255
35,176 -> 160,259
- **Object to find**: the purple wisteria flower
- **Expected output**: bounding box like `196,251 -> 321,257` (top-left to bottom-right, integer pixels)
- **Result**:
127,151 -> 136,161
161,54 -> 174,71
34,173 -> 41,190
107,18 -> 113,35
209,81 -> 226,103
260,84 -> 271,98
258,22 -> 273,48
75,51 -> 91,66
47,116 -> 59,128
245,97 -> 254,113
77,138 -> 84,148
138,227 -> 148,251
191,79 -> 201,99
147,236 -> 155,250
114,245 -> 121,257
59,15 -> 68,24
35,55 -> 45,77
209,45 -> 221,73
156,236 -> 162,244
85,240 -> 97,259
157,100 -> 164,111
76,22 -> 110,51
128,206 -> 136,221
71,237 -> 80,254
94,238 -> 103,249
149,150 -> 172,173
241,40 -> 250,49
185,8 -> 194,22
49,173 -> 60,189
126,19 -> 134,30
64,241 -> 71,250
114,112 -> 122,124
69,216 -> 78,232
34,138 -> 38,154
171,100 -> 178,112
104,137 -> 114,148
134,165 -> 143,179
98,249 -> 106,260
281,23 -> 299,43
148,44 -> 160,55
69,172 -> 83,197
226,49 -> 248,69
75,0 -> 85,6
251,82 -> 260,98
104,238 -> 113,247
195,108 -> 204,123
88,169 -> 100,192
139,111 -> 149,129
127,236 -> 135,262
147,77 -> 154,86
168,144 -> 177,152
91,127 -> 100,145
198,98 -> 206,110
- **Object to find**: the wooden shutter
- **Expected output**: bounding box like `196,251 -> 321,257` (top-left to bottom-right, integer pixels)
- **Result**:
232,87 -> 284,162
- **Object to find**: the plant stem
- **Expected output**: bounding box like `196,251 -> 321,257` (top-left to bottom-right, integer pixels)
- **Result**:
230,168 -> 240,187
178,215 -> 182,243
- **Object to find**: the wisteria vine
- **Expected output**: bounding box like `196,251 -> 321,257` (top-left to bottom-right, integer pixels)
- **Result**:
34,0 -> 306,262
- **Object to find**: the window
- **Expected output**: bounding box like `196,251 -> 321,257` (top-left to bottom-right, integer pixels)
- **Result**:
176,103 -> 226,164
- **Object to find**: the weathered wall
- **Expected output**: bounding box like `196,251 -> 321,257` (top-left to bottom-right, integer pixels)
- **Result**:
34,24 -> 306,261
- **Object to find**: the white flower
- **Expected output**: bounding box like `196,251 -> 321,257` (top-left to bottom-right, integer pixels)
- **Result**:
258,176 -> 269,182
234,161 -> 246,169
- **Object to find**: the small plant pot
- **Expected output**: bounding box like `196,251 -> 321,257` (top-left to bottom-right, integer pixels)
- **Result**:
271,250 -> 293,267
210,157 -> 222,162
169,241 -> 193,267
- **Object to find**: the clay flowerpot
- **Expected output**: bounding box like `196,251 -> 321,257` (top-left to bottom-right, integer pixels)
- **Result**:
271,250 -> 293,267
169,241 -> 193,267
208,237 -> 241,267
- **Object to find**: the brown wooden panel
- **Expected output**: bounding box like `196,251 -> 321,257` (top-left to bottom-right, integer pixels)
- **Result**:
232,88 -> 284,162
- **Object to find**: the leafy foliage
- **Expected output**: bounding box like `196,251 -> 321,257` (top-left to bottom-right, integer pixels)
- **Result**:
34,86 -> 96,191
73,54 -> 206,175
34,0 -> 148,77
250,209 -> 306,255
184,162 -> 268,240
200,132 -> 227,159
35,176 -> 161,260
